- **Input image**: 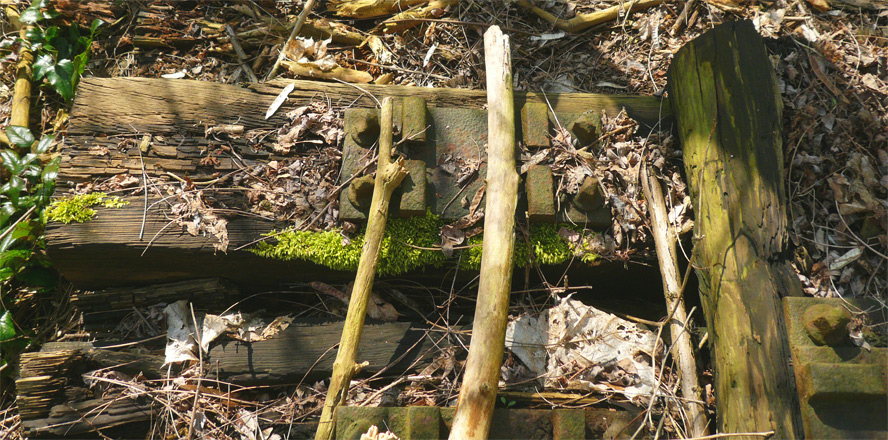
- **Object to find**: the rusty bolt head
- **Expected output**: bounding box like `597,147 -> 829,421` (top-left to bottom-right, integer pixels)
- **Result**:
804,304 -> 852,346
568,114 -> 602,147
348,175 -> 375,209
573,176 -> 604,212
351,113 -> 380,146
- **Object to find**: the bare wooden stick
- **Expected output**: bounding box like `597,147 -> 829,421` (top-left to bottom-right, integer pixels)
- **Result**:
225,24 -> 258,83
266,0 -> 317,81
11,26 -> 34,137
314,97 -> 407,440
448,25 -> 519,440
640,164 -> 708,437
515,0 -> 666,33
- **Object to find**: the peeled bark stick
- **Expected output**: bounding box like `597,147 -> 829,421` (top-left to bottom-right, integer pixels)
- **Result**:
11,26 -> 34,136
448,25 -> 519,440
266,0 -> 317,81
640,164 -> 708,438
314,97 -> 407,440
516,0 -> 666,33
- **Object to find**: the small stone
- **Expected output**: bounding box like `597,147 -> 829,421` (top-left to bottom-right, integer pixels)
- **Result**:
804,304 -> 852,346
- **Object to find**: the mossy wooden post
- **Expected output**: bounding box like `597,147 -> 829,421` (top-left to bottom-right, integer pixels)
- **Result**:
448,25 -> 519,440
667,20 -> 803,438
314,97 -> 406,440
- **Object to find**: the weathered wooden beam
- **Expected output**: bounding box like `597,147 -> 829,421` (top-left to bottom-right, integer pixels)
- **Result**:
16,319 -> 448,437
44,196 -> 346,289
667,20 -> 803,438
67,78 -> 668,139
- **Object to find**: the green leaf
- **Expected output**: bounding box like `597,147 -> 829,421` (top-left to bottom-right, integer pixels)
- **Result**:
0,248 -> 31,267
19,7 -> 42,24
25,27 -> 44,44
45,59 -> 74,102
34,135 -> 54,154
42,156 -> 60,183
44,26 -> 59,42
17,267 -> 56,289
0,149 -> 21,173
2,176 -> 26,195
0,311 -> 15,342
0,203 -> 14,229
42,9 -> 59,20
90,19 -> 103,35
32,53 -> 54,81
6,126 -> 34,149
20,152 -> 38,167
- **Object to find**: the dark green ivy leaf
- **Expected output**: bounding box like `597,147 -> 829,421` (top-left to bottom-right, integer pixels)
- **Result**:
5,126 -> 34,149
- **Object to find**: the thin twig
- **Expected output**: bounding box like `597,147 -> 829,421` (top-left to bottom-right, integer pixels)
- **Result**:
346,58 -> 449,80
225,24 -> 259,83
683,431 -> 775,440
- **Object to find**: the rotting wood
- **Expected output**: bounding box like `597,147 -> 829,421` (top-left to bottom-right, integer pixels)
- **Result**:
15,319 -> 450,437
315,97 -> 407,440
72,278 -> 239,330
668,20 -> 804,438
48,77 -> 668,289
448,25 -> 519,440
640,164 -> 708,437
66,78 -> 669,137
516,0 -> 667,33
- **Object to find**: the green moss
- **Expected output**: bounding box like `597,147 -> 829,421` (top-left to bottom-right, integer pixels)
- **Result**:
250,212 -> 602,275
46,193 -> 129,224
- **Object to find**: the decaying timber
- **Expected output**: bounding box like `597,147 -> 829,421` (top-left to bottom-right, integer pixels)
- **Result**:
668,20 -> 803,438
15,319 -> 451,437
47,78 -> 668,289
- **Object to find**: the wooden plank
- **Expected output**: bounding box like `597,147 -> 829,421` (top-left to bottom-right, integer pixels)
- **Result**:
16,320 -> 448,436
68,78 -> 669,136
44,196 -> 349,288
668,20 -> 803,438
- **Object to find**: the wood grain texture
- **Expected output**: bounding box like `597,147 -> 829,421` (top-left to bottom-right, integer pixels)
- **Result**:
52,78 -> 668,288
449,26 -> 519,440
668,20 -> 802,439
16,320 -> 447,436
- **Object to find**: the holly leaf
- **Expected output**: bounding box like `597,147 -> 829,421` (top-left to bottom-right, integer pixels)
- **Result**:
19,6 -> 42,24
34,135 -> 54,154
24,27 -> 44,45
32,53 -> 54,81
0,311 -> 15,342
45,59 -> 74,102
0,149 -> 21,174
5,126 -> 34,149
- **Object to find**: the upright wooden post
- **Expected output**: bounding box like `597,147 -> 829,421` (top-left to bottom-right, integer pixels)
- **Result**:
667,20 -> 803,438
448,25 -> 519,440
314,97 -> 407,440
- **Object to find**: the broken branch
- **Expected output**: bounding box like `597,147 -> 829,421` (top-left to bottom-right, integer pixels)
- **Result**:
314,96 -> 407,440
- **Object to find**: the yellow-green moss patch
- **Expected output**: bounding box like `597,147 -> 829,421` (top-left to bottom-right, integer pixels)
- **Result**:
47,193 -> 129,224
251,212 -> 603,276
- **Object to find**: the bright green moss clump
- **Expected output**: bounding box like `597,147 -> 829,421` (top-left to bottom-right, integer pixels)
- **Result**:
46,192 -> 129,224
251,212 -> 602,275
252,211 -> 446,276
